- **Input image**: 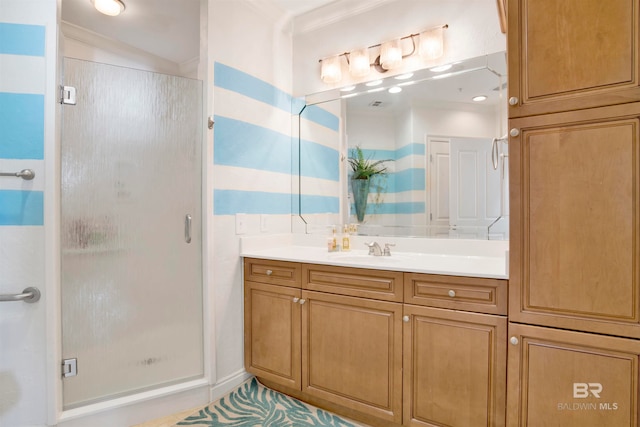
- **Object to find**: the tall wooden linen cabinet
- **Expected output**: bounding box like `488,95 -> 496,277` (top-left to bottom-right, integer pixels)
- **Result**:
507,0 -> 640,425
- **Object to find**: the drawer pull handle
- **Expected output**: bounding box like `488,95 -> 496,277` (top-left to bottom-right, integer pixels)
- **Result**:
448,290 -> 456,298
403,315 -> 410,323
299,299 -> 306,305
510,336 -> 519,346
508,96 -> 519,105
510,128 -> 520,137
293,297 -> 299,303
266,270 -> 273,276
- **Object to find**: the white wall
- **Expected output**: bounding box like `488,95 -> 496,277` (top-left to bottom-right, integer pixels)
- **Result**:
292,0 -> 505,96
0,1 -> 59,426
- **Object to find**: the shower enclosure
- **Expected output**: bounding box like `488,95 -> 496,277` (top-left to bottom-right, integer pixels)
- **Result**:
60,58 -> 204,409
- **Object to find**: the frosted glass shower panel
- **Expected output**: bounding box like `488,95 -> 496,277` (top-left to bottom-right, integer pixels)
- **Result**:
61,58 -> 203,409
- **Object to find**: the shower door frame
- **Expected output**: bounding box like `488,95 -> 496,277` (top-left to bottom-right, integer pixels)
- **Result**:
46,60 -> 215,426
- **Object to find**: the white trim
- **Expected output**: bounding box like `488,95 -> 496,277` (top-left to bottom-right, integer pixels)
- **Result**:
292,0 -> 395,35
209,370 -> 253,402
57,379 -> 210,427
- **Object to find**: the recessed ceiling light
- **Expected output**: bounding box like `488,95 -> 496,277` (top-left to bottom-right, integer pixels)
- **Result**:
394,73 -> 414,80
365,80 -> 383,87
91,0 -> 125,16
429,64 -> 452,73
388,87 -> 402,94
340,85 -> 356,92
472,95 -> 488,102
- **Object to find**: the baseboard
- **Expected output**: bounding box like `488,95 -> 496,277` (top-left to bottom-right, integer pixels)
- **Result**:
57,378 -> 210,427
209,369 -> 253,402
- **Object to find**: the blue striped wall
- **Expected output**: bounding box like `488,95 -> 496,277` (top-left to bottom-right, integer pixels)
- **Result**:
213,62 -> 340,216
0,22 -> 45,226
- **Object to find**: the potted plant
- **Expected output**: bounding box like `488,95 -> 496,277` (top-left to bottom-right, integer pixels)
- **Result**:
348,146 -> 392,222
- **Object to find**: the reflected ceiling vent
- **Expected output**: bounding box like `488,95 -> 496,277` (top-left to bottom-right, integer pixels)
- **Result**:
369,101 -> 384,107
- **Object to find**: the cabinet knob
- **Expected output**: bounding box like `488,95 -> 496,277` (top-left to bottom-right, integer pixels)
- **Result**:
510,336 -> 519,345
447,290 -> 456,298
508,96 -> 519,106
403,315 -> 410,323
266,269 -> 273,276
292,297 -> 299,303
299,299 -> 306,305
510,128 -> 520,137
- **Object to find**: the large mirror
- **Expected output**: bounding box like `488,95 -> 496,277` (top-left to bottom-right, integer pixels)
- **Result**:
296,51 -> 508,240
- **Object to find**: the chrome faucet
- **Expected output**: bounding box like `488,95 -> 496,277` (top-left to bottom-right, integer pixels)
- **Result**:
383,243 -> 395,256
365,241 -> 383,256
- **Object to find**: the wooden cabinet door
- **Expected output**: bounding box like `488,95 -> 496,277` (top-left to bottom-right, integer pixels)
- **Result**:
244,281 -> 301,390
507,323 -> 640,426
509,103 -> 640,338
507,0 -> 640,118
301,290 -> 403,424
403,305 -> 507,427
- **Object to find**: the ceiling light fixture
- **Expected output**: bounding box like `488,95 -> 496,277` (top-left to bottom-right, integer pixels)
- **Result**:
319,24 -> 447,85
388,87 -> 402,94
472,95 -> 488,102
91,0 -> 125,16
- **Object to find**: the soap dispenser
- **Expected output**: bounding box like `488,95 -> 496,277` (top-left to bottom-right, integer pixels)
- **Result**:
342,224 -> 351,251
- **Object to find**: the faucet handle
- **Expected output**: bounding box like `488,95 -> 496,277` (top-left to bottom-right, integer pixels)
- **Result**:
383,243 -> 395,256
365,241 -> 376,255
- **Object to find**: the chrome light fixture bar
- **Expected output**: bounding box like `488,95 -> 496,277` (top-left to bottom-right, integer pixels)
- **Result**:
319,24 -> 448,85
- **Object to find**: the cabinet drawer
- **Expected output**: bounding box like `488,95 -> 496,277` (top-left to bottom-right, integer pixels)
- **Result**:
303,264 -> 403,302
405,273 -> 507,315
244,258 -> 301,288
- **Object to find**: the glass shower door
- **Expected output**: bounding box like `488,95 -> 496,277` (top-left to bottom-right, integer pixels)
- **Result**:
60,58 -> 203,409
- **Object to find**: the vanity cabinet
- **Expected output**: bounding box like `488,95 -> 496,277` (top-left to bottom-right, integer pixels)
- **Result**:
507,323 -> 640,426
244,258 -> 508,427
507,0 -> 640,118
403,274 -> 507,427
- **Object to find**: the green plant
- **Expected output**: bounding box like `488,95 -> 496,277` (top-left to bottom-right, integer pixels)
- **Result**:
348,146 -> 392,179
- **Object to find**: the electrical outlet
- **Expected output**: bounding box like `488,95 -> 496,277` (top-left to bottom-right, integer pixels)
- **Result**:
260,214 -> 268,232
235,213 -> 246,235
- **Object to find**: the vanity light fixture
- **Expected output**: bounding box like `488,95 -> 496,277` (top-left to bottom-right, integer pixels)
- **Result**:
319,24 -> 447,84
91,0 -> 125,16
472,95 -> 488,102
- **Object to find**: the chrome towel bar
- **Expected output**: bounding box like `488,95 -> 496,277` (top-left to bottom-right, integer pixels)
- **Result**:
0,169 -> 36,180
0,287 -> 41,303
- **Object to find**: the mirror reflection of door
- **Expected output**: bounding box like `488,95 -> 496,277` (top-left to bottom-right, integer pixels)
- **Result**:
427,137 -> 450,237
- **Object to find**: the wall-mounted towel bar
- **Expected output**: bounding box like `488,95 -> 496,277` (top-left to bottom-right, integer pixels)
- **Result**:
0,287 -> 41,303
0,169 -> 35,180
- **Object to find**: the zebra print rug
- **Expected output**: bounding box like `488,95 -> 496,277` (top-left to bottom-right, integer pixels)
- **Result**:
174,377 -> 361,426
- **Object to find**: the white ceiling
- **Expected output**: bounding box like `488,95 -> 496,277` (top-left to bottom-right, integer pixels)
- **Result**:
61,0 -> 337,65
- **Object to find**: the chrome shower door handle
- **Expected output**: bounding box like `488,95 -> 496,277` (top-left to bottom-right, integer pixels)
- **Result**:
185,214 -> 192,243
0,287 -> 41,303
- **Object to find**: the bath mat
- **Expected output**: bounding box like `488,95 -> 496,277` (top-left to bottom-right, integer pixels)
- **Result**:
174,377 -> 361,426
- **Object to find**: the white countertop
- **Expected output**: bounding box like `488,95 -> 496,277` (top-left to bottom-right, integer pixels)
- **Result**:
240,234 -> 509,279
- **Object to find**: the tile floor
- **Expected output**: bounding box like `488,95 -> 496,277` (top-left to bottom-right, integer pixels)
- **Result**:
131,406 -> 204,427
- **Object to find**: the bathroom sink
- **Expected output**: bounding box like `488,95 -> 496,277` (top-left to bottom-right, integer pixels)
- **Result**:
327,252 -> 404,264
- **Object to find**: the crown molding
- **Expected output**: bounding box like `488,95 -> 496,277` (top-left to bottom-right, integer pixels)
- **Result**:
292,0 -> 396,35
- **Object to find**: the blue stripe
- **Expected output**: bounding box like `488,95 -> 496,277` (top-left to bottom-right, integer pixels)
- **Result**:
0,190 -> 43,225
300,195 -> 339,214
214,190 -> 291,215
0,23 -> 45,56
348,144 -> 425,161
300,104 -> 339,131
389,168 -> 426,192
300,139 -> 339,181
350,201 -> 425,215
214,62 -> 291,112
396,143 -> 425,158
0,93 -> 44,159
213,115 -> 291,174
